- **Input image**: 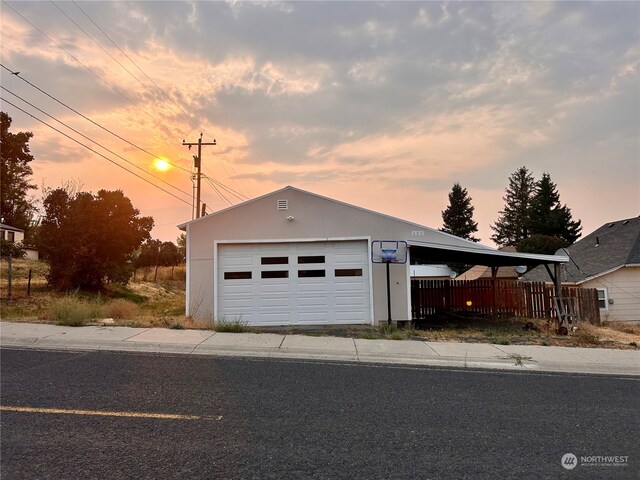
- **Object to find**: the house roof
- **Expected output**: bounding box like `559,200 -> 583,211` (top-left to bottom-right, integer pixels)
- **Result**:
523,215 -> 640,283
0,223 -> 24,233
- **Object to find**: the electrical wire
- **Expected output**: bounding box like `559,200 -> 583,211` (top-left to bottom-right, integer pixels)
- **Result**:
0,97 -> 193,207
71,0 -> 199,132
5,2 -> 251,202
203,174 -> 248,202
0,64 -> 191,174
203,176 -> 232,206
71,0 -> 252,198
3,1 -> 154,122
1,86 -> 192,200
50,1 -> 150,94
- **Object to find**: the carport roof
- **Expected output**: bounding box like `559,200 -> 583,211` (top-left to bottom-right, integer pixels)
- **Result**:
408,240 -> 569,267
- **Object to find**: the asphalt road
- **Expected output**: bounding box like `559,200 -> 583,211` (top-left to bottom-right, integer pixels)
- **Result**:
1,348 -> 638,480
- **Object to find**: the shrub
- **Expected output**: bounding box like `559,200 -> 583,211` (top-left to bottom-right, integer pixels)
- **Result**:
47,296 -> 103,326
104,299 -> 139,319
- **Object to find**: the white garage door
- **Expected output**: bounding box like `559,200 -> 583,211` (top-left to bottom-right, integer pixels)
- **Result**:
217,241 -> 371,326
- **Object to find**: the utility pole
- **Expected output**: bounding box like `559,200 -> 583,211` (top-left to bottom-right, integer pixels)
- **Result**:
182,133 -> 216,218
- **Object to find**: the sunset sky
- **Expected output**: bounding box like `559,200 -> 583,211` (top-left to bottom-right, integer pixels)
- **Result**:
1,1 -> 638,245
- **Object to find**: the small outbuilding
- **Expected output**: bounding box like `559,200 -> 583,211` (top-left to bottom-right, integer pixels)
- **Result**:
179,186 -> 568,326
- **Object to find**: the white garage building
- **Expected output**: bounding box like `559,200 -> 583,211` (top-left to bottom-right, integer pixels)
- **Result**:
179,186 -> 567,326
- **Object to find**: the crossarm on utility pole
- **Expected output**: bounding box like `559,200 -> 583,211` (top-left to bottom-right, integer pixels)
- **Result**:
182,134 -> 216,218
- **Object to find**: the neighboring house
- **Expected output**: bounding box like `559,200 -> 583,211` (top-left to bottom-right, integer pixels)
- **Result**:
0,223 -> 39,260
179,186 -> 567,326
524,216 -> 640,323
456,246 -> 523,281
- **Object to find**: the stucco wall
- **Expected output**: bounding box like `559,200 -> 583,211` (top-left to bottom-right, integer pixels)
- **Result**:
185,188 -> 476,324
583,266 -> 640,323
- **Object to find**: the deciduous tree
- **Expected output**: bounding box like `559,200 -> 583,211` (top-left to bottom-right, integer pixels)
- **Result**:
1,112 -> 36,232
38,188 -> 153,290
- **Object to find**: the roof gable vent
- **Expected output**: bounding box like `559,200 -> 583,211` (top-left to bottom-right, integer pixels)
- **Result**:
277,199 -> 288,210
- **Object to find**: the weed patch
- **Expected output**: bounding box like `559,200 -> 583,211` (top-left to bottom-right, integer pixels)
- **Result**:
214,316 -> 249,333
47,296 -> 103,326
104,299 -> 139,319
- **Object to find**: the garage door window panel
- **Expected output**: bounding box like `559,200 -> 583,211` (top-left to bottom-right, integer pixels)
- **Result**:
261,270 -> 289,279
261,257 -> 288,265
335,268 -> 363,277
224,271 -> 252,280
298,255 -> 325,264
298,270 -> 326,278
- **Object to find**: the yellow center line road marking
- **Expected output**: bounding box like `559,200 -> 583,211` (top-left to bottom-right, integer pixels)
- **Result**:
0,406 -> 222,421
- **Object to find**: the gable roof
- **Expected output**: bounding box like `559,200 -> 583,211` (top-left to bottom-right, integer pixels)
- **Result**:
523,216 -> 640,283
178,185 -> 482,248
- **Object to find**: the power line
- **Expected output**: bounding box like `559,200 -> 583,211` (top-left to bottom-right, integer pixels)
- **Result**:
3,1 -> 154,122
204,177 -> 232,206
0,97 -> 193,207
49,1 -> 151,94
203,174 -> 248,202
0,64 -> 190,174
70,0 -> 252,199
71,0 -> 200,132
1,86 -> 192,200
5,2 -> 251,203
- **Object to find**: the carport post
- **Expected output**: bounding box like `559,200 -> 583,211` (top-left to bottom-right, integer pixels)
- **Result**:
386,261 -> 392,325
554,263 -> 563,318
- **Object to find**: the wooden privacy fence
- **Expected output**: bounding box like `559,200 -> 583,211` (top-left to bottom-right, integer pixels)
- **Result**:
411,279 -> 600,324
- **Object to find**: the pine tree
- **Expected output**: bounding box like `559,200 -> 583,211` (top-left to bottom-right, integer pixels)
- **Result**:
490,166 -> 535,246
527,172 -> 581,244
441,183 -> 479,242
0,112 -> 36,231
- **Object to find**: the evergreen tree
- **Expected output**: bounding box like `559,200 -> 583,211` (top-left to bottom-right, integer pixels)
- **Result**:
527,172 -> 581,244
0,112 -> 36,231
490,166 -> 535,246
441,183 -> 479,242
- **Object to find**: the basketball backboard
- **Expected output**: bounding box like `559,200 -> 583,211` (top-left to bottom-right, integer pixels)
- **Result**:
371,240 -> 408,264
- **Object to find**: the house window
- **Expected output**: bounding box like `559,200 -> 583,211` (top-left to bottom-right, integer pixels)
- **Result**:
224,272 -> 252,280
597,288 -> 608,309
335,269 -> 363,277
298,270 -> 325,278
261,271 -> 288,279
261,256 -> 288,265
7,231 -> 15,242
298,255 -> 325,264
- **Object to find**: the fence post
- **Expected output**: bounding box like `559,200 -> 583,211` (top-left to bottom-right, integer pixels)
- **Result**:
7,255 -> 12,300
27,268 -> 32,296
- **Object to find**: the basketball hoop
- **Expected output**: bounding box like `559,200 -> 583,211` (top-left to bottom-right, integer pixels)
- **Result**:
372,240 -> 407,264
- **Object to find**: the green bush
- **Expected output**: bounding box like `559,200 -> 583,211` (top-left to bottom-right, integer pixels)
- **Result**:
48,296 -> 103,326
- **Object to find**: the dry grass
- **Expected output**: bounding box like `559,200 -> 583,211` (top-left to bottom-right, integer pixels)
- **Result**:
47,296 -> 104,326
103,299 -> 139,319
603,321 -> 640,336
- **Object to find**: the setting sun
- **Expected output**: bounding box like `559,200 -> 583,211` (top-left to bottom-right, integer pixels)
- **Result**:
153,158 -> 170,172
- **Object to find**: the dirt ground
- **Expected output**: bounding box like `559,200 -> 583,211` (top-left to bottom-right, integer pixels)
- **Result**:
1,260 -> 638,350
